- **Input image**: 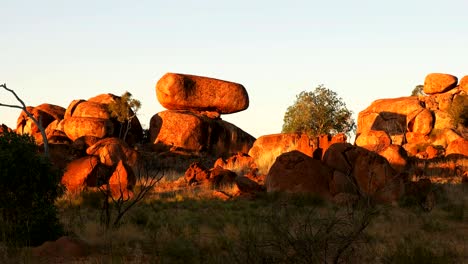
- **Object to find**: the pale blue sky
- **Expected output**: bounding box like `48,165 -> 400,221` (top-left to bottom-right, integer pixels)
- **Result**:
1,0 -> 467,138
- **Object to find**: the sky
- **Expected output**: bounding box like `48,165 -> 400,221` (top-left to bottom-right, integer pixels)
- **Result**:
1,0 -> 467,138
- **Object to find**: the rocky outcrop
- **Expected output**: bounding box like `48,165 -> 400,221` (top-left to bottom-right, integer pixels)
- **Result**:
150,110 -> 255,156
248,133 -> 347,160
156,73 -> 249,114
265,151 -> 333,198
356,73 -> 467,162
423,73 -> 458,94
151,73 -> 254,157
323,143 -> 405,202
16,104 -> 66,143
63,94 -> 143,145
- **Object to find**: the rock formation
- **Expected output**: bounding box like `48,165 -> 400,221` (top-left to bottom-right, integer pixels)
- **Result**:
156,73 -> 249,114
151,73 -> 255,157
265,150 -> 333,198
355,73 -> 467,185
248,133 -> 347,161
356,73 -> 468,160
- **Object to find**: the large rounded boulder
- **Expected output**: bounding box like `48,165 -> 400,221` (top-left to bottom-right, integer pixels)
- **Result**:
149,110 -> 255,156
323,143 -> 405,202
16,104 -> 65,143
423,73 -> 458,95
156,73 -> 249,114
265,150 -> 333,198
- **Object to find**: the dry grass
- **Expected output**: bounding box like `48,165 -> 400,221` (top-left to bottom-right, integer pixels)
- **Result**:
2,175 -> 467,263
254,142 -> 299,175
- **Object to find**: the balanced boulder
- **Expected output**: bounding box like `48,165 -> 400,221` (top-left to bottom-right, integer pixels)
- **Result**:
156,73 -> 249,114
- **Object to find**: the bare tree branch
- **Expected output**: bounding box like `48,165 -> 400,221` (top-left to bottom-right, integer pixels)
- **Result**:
0,83 -> 49,157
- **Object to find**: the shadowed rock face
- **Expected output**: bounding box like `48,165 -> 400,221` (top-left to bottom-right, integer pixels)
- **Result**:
16,103 -> 66,143
156,73 -> 249,114
265,150 -> 333,198
323,143 -> 405,203
149,110 -> 255,156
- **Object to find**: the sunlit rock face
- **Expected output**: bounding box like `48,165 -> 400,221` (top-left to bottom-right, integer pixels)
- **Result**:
149,110 -> 255,156
156,72 -> 249,114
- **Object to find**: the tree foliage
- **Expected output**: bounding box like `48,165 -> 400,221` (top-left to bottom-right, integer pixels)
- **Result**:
411,85 -> 425,96
107,91 -> 141,141
448,94 -> 468,127
282,85 -> 355,137
0,131 -> 64,246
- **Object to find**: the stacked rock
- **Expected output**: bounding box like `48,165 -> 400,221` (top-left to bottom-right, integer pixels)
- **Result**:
355,73 -> 467,169
151,73 -> 255,156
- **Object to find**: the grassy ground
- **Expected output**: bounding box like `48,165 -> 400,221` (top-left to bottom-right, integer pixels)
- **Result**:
1,178 -> 466,264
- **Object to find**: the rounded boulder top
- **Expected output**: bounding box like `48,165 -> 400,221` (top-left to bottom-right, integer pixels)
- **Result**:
423,73 -> 458,94
156,73 -> 249,114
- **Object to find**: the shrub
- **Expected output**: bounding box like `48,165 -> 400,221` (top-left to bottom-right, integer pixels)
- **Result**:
0,132 -> 64,246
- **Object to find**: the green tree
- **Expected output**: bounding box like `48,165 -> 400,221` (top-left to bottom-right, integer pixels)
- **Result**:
411,85 -> 425,96
107,91 -> 141,141
0,131 -> 64,246
282,85 -> 355,137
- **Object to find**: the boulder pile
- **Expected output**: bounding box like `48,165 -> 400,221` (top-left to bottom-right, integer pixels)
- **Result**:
151,73 -> 255,156
356,73 -> 468,163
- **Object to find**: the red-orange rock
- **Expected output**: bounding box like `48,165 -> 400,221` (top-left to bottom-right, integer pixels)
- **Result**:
214,152 -> 257,176
68,101 -> 110,119
150,110 -> 255,156
248,133 -> 317,159
460,75 -> 468,93
378,144 -> 408,173
357,97 -> 424,136
16,104 -> 66,143
86,137 -> 138,168
409,108 -> 433,135
62,156 -> 99,193
156,73 -> 249,114
235,176 -> 264,193
65,94 -> 143,145
209,167 -> 237,187
323,143 -> 404,202
108,160 -> 136,199
63,117 -> 114,141
446,138 -> 468,156
405,132 -> 430,145
265,151 -> 332,198
423,73 -> 458,94
184,162 -> 210,185
425,145 -> 442,159
355,130 -> 391,152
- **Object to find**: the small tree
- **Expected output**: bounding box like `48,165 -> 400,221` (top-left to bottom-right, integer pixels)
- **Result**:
98,155 -> 163,229
411,85 -> 425,96
107,91 -> 141,141
282,85 -> 355,137
0,131 -> 64,246
0,83 -> 49,157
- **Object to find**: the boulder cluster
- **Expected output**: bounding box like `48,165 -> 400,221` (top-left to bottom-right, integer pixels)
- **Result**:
356,73 -> 467,165
14,94 -> 143,196
150,73 -> 255,156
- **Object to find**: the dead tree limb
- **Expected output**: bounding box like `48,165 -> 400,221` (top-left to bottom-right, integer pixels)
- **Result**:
0,83 -> 49,157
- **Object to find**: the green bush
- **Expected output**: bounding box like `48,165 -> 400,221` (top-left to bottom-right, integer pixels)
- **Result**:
0,132 -> 64,246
